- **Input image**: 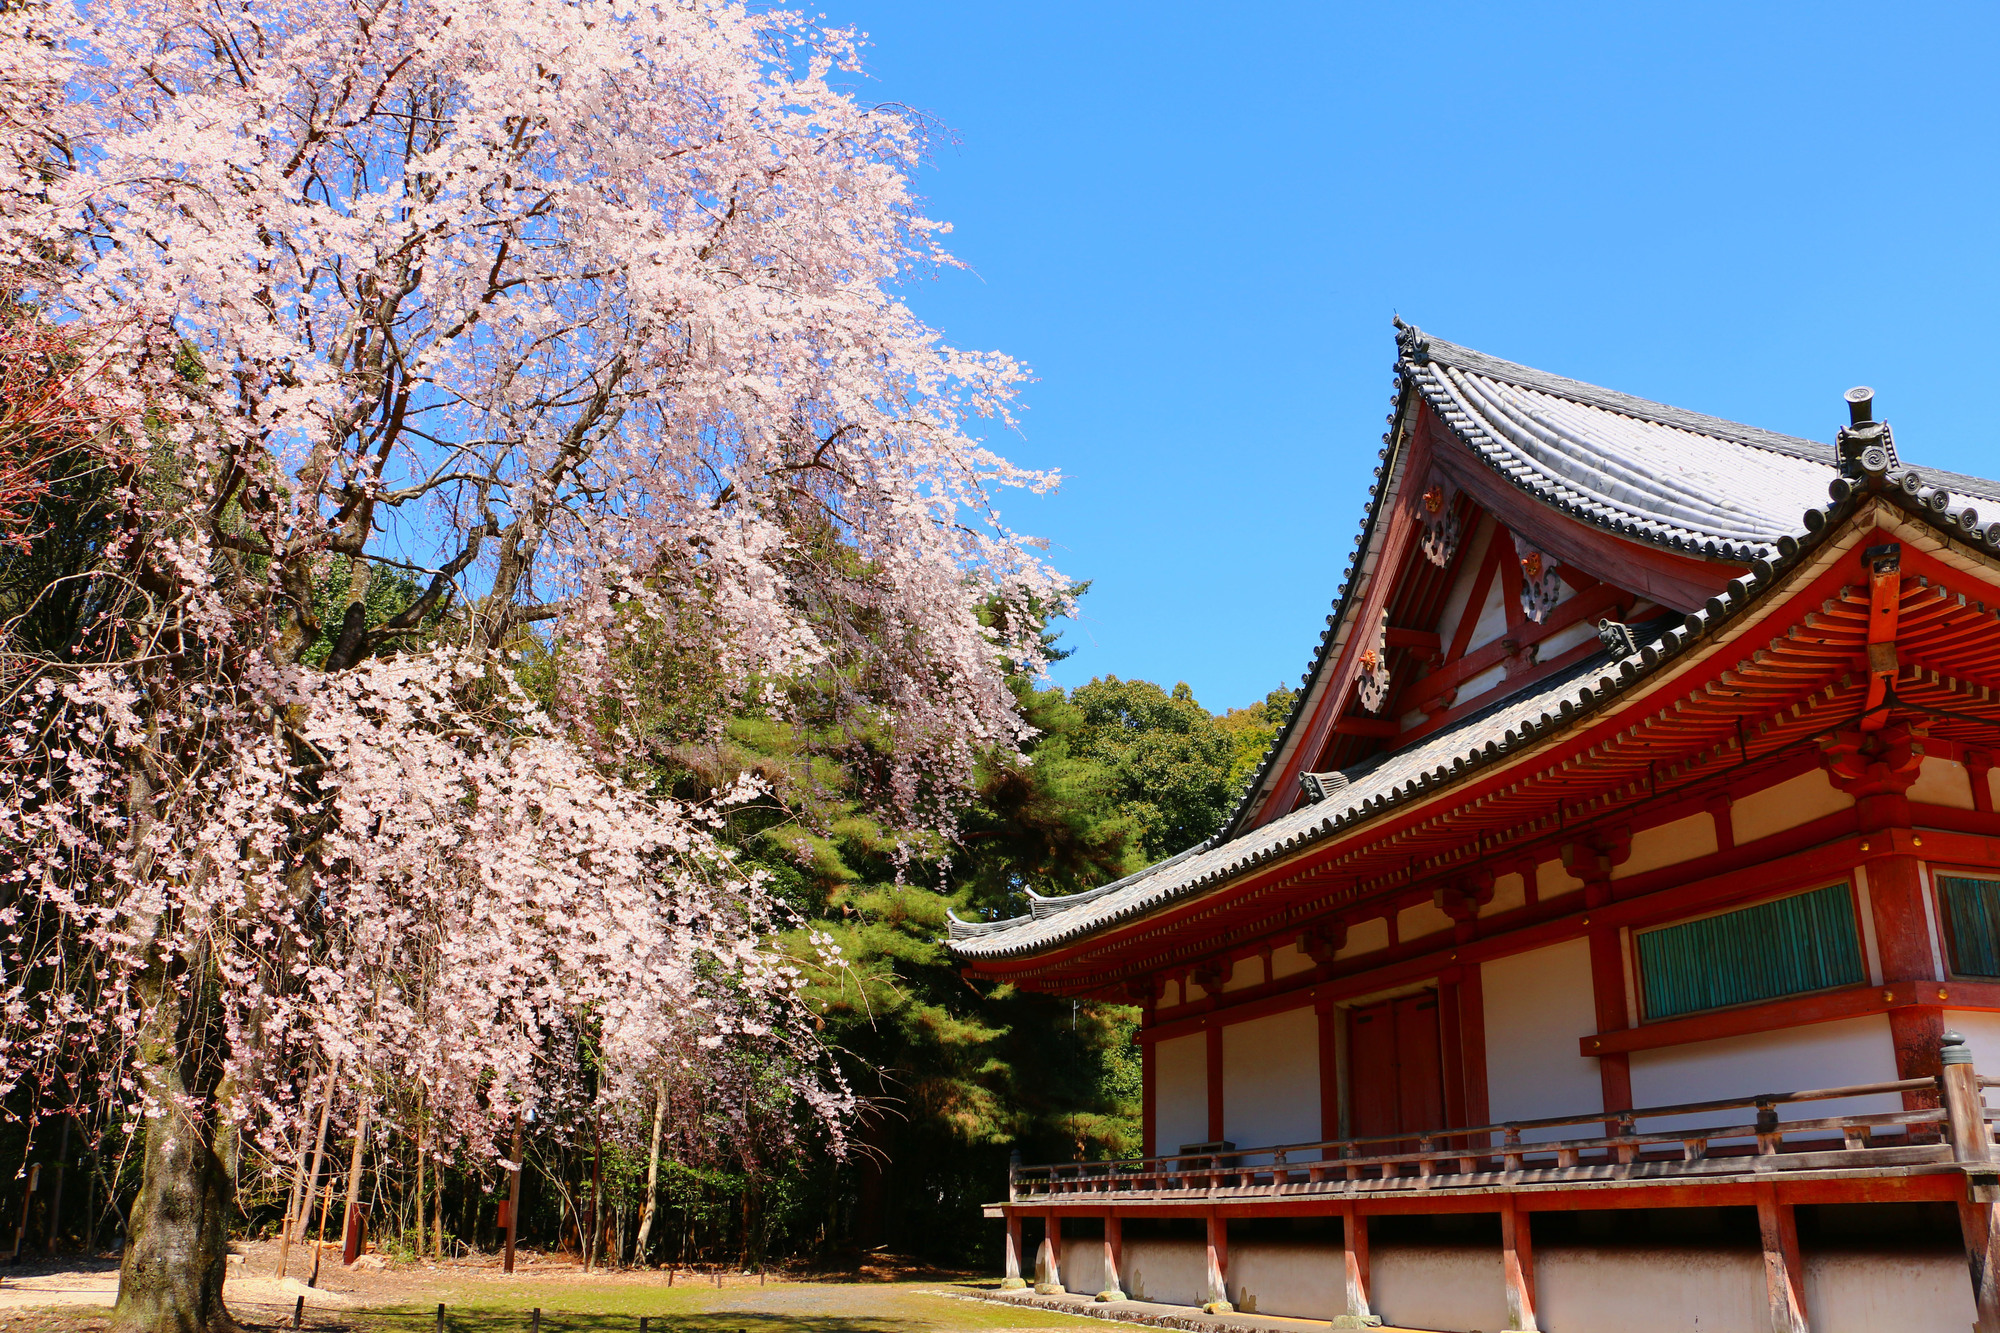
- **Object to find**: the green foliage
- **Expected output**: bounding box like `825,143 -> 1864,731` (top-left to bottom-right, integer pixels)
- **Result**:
1217,684 -> 1300,788
1067,676 -> 1238,861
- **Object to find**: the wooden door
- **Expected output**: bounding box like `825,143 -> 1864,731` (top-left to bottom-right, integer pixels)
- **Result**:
1346,992 -> 1447,1146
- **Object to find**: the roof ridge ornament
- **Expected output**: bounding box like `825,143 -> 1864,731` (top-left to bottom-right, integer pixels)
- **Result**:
1393,314 -> 1431,365
1597,618 -> 1640,658
1836,386 -> 1897,483
1299,770 -> 1351,804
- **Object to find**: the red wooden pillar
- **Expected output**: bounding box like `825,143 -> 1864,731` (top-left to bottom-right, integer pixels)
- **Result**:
1459,962 -> 1490,1130
1035,1211 -> 1064,1293
1755,1184 -> 1809,1333
1566,831 -> 1632,1122
1339,1202 -> 1373,1324
1098,1213 -> 1124,1301
1206,1023 -> 1225,1144
1438,968 -> 1467,1128
1203,1209 -> 1231,1311
1500,1196 -> 1538,1332
1002,1211 -> 1025,1289
1141,1036 -> 1157,1158
1316,993 -> 1342,1147
1825,727 -> 1939,1109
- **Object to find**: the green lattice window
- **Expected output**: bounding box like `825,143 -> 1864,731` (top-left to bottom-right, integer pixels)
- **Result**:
1938,874 -> 2000,979
1636,883 -> 1866,1021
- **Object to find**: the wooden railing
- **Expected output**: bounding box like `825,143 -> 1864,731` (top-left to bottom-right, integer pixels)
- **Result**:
1011,1074 -> 1985,1203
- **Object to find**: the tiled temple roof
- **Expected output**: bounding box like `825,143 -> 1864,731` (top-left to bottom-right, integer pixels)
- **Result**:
946,326 -> 2000,963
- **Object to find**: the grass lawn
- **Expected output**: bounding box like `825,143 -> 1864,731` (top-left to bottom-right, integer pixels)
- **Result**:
292,1280 -> 1146,1333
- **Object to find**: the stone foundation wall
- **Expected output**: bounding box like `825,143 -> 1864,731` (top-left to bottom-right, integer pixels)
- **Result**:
1057,1236 -> 1974,1332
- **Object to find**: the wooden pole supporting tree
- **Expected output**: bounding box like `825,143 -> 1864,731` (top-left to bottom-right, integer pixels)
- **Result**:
340,1104 -> 371,1266
634,1084 -> 666,1267
280,1067 -> 337,1277
503,1113 -> 523,1275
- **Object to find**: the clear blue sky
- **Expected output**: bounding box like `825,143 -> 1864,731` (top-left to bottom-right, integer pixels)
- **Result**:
828,1 -> 2000,713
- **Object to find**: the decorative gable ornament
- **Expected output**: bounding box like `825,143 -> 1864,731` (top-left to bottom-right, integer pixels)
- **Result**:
1418,473 -> 1461,568
1510,529 -> 1564,623
1355,610 -> 1392,713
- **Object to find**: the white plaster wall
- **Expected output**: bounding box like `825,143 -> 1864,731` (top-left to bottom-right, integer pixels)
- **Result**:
1337,917 -> 1389,961
1945,1009 -> 2000,1080
1397,900 -> 1454,943
1464,572 -> 1510,655
1432,518 -> 1494,653
1627,1015 -> 1901,1137
1155,1032 -> 1208,1154
1480,871 -> 1528,918
1806,1248 -> 1975,1333
1455,660 -> 1508,708
1536,857 -> 1585,901
1223,1006 -> 1321,1154
1370,1244 -> 1507,1333
1538,1244 -> 1766,1332
1482,938 -> 1602,1141
1056,1238 -> 1104,1295
1121,1238 -> 1207,1307
1225,1241 -> 1341,1318
1910,755 -> 1976,810
1615,812 -> 1719,880
1270,941 -> 1314,980
1160,979 -> 1180,1008
1535,611 -> 1598,662
1733,768 -> 1854,845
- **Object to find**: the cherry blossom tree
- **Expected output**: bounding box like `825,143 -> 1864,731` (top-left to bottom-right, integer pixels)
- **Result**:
0,0 -> 1065,1327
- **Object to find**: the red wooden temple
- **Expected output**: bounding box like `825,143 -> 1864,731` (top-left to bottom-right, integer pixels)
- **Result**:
950,323 -> 2000,1333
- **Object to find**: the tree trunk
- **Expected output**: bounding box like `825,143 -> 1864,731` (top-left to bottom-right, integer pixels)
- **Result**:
634,1083 -> 666,1265
114,759 -> 233,1333
114,996 -> 233,1333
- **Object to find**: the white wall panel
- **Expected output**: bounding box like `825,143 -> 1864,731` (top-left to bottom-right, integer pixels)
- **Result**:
1732,768 -> 1853,844
1155,1032 -> 1208,1154
1222,1006 -> 1320,1153
1122,1239 -> 1206,1308
1482,938 -> 1602,1141
1628,1016 -> 1900,1135
1370,1244 -> 1507,1333
1615,812 -> 1718,879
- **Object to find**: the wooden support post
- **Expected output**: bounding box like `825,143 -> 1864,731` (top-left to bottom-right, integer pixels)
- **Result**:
1500,1196 -> 1538,1332
503,1111 -> 523,1275
1035,1211 -> 1064,1294
1002,1211 -> 1025,1290
1958,1199 -> 2000,1333
1334,1203 -> 1378,1328
1945,1032 -> 2000,1332
1203,1210 -> 1231,1313
1096,1213 -> 1124,1301
1754,1184 -> 1809,1333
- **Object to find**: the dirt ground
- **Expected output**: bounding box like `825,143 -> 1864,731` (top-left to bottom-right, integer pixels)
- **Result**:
0,1241 -> 1133,1333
